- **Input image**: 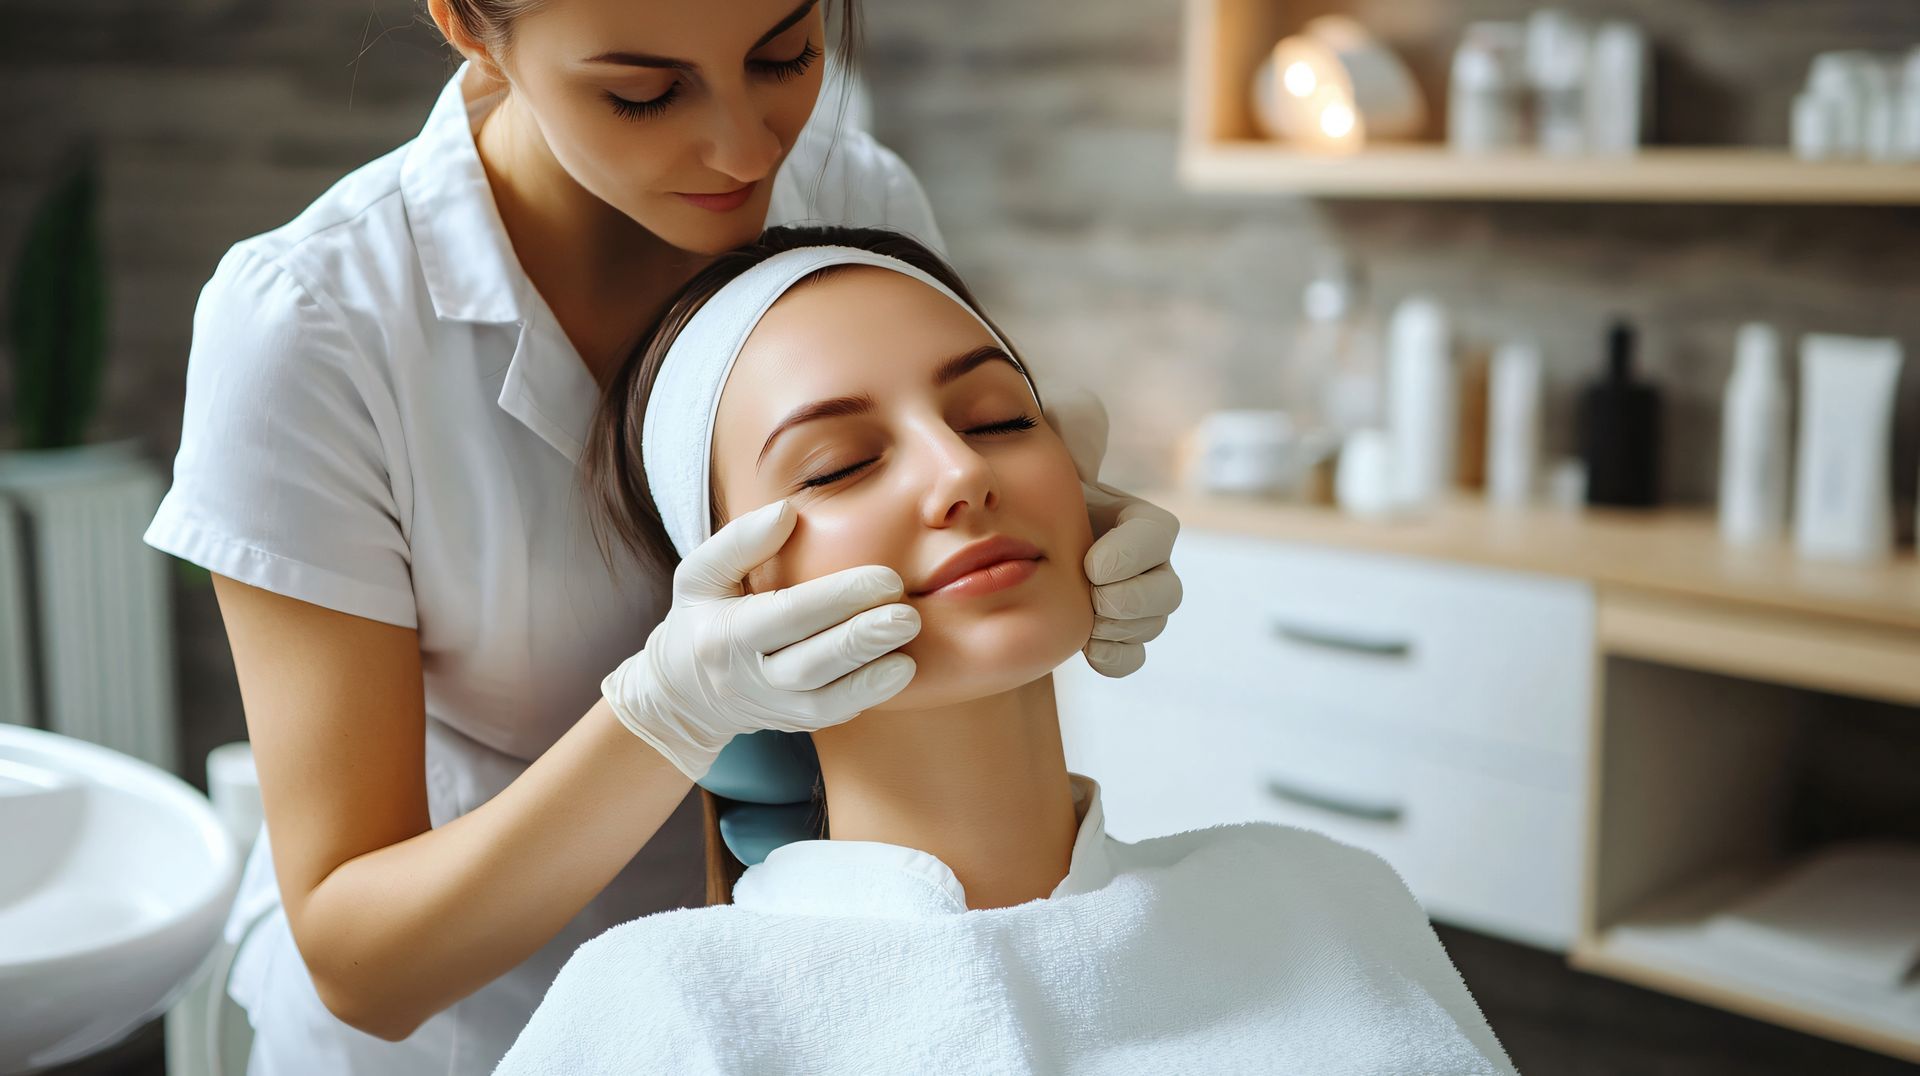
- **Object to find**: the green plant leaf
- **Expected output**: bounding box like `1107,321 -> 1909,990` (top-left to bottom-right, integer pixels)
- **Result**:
9,148 -> 108,451
173,556 -> 212,589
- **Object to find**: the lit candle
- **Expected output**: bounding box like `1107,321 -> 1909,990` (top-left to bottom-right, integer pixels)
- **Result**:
1255,34 -> 1367,153
1252,16 -> 1427,153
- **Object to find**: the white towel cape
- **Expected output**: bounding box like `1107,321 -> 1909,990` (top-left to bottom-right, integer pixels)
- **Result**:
497,779 -> 1517,1075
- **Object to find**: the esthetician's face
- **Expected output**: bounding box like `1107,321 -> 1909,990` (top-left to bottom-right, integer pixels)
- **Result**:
710,268 -> 1096,710
485,0 -> 825,254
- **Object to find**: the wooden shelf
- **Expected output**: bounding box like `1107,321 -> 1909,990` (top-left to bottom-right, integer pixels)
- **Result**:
1150,491 -> 1920,635
1573,939 -> 1920,1065
1151,490 -> 1920,706
1576,658 -> 1920,1065
1182,143 -> 1920,205
1572,867 -> 1920,1064
1181,0 -> 1920,205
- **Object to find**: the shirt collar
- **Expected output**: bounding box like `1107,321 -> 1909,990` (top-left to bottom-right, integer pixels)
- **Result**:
400,63 -> 599,462
400,62 -> 524,326
731,774 -> 1117,919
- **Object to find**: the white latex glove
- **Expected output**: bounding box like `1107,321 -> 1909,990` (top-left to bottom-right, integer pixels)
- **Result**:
602,499 -> 920,782
1040,379 -> 1183,678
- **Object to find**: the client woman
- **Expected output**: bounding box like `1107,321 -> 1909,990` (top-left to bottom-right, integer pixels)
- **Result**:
496,227 -> 1517,1075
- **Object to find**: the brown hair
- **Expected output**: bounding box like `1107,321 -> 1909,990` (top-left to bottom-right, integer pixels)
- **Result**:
437,0 -> 864,79
580,225 -> 1031,903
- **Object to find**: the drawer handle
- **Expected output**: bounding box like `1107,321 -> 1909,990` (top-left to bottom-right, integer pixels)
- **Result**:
1263,777 -> 1405,823
1269,620 -> 1413,659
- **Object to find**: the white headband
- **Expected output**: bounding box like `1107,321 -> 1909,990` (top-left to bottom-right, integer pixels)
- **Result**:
641,244 -> 1040,558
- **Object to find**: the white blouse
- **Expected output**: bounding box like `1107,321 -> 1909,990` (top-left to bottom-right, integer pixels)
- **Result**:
498,776 -> 1519,1075
145,61 -> 945,1076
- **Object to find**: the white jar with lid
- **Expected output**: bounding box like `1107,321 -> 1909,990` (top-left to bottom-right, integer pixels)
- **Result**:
1448,21 -> 1527,153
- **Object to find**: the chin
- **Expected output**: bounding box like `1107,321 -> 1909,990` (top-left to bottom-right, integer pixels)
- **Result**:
640,199 -> 773,255
871,595 -> 1093,712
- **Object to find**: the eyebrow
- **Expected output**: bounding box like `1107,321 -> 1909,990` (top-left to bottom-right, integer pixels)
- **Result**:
756,345 -> 1021,468
584,0 -> 820,71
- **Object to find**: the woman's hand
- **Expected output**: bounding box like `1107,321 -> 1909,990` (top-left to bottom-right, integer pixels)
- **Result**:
1040,381 -> 1183,678
601,500 -> 921,781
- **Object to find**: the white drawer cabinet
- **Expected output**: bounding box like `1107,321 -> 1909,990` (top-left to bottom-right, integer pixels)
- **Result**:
1058,528 -> 1594,950
1129,531 -> 1595,762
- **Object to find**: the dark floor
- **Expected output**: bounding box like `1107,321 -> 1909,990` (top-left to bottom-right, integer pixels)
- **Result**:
1435,925 -> 1919,1076
48,925 -> 1920,1075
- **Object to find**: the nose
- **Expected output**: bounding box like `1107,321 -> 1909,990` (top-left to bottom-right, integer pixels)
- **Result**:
701,87 -> 783,184
917,426 -> 998,528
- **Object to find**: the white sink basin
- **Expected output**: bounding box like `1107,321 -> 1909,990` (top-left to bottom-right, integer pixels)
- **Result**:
0,725 -> 239,1074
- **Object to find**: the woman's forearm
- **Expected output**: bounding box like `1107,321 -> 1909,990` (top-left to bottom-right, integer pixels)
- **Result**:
296,699 -> 692,1040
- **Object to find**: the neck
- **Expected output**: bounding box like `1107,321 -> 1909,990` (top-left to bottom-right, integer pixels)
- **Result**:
472,85 -> 703,385
809,675 -> 1080,910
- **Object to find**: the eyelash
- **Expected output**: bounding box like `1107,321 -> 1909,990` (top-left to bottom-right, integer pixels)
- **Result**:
798,415 -> 1040,490
604,40 -> 822,121
755,41 -> 822,83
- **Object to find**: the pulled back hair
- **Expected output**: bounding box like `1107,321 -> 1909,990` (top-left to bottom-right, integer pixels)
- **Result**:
579,225 -> 1033,904
436,0 -> 864,77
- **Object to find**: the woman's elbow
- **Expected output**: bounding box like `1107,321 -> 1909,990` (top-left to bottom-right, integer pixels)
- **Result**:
311,971 -> 427,1043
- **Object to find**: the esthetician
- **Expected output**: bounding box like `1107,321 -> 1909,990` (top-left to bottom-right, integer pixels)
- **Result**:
142,1 -> 1182,1073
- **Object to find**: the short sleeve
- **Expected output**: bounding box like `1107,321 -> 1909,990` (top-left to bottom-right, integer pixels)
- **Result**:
145,246 -> 417,628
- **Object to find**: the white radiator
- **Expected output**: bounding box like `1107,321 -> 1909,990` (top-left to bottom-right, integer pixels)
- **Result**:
0,447 -> 178,772
0,499 -> 33,727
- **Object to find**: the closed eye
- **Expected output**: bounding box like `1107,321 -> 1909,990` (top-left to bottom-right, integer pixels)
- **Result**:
603,39 -> 820,122
605,85 -> 681,121
796,415 -> 1039,490
751,40 -> 821,83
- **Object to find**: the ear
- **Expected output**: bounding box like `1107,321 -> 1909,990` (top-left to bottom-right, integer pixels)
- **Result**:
426,0 -> 506,81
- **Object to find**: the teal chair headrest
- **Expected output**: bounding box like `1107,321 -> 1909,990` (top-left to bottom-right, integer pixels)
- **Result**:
697,729 -> 821,865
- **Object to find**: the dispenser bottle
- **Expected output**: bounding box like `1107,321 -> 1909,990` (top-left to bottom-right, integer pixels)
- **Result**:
1718,323 -> 1790,546
1486,340 -> 1543,507
1579,320 -> 1661,507
1385,297 -> 1455,509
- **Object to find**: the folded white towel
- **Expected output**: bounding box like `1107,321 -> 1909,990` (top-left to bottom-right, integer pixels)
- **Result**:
497,817 -> 1517,1075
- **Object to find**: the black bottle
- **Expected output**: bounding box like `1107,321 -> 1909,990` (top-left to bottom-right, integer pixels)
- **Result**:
1580,321 -> 1661,508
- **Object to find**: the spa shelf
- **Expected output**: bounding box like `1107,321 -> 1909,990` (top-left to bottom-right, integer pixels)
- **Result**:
1180,143 -> 1920,205
1182,0 -> 1920,206
1148,491 -> 1920,707
1081,491 -> 1920,1063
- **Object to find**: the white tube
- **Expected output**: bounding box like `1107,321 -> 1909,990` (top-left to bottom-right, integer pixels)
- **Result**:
1486,340 -> 1542,507
1718,323 -> 1790,547
1385,297 -> 1455,509
1792,334 -> 1904,562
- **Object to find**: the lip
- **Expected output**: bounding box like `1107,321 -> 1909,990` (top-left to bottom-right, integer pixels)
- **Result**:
912,535 -> 1044,598
674,182 -> 756,213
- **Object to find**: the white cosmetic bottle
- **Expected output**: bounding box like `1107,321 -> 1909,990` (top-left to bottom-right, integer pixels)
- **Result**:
1792,334 -> 1904,562
1385,297 -> 1455,510
1718,323 -> 1790,547
1584,21 -> 1650,155
1486,340 -> 1543,507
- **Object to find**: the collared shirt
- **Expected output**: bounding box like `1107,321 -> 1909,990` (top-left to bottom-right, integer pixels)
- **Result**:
498,774 -> 1519,1076
145,61 -> 945,1076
